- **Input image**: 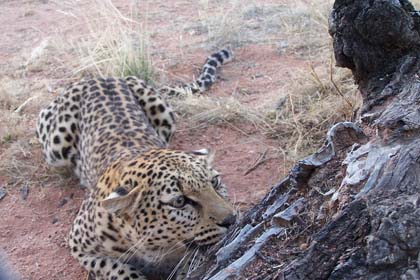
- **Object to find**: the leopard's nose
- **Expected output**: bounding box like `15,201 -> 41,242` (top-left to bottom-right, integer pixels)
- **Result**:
218,214 -> 237,228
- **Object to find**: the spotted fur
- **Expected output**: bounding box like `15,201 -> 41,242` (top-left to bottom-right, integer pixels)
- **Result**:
69,150 -> 235,280
159,49 -> 233,97
36,51 -> 235,279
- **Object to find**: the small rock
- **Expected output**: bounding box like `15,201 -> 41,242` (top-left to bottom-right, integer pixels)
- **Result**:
277,40 -> 289,54
23,10 -> 35,17
52,217 -> 59,224
57,197 -> 70,208
277,40 -> 289,49
299,243 -> 309,251
246,22 -> 261,30
20,185 -> 29,200
0,188 -> 6,201
251,74 -> 264,80
184,24 -> 208,36
243,6 -> 264,20
275,96 -> 287,111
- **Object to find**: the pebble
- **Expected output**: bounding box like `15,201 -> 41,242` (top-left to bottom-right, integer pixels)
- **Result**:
0,187 -> 6,201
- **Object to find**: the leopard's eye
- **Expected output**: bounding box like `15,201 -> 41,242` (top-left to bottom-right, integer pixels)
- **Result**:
211,175 -> 221,188
170,196 -> 186,208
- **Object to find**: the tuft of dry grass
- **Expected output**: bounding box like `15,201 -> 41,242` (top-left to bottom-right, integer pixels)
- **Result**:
269,0 -> 361,158
198,0 -> 245,49
268,64 -> 361,159
170,95 -> 272,132
0,60 -> 67,187
55,0 -> 154,81
0,78 -> 30,111
197,0 -> 286,49
0,78 -> 34,145
196,0 -> 331,52
277,0 -> 331,57
0,139 -> 73,188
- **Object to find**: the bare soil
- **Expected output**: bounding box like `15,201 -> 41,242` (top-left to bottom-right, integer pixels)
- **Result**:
0,0 -> 311,279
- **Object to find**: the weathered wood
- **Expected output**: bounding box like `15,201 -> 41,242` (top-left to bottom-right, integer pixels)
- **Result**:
189,0 -> 420,279
271,197 -> 305,227
187,121 -> 367,279
280,199 -> 370,280
208,227 -> 285,280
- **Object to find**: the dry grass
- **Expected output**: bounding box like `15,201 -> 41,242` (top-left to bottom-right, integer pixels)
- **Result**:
277,1 -> 331,57
56,0 -> 154,81
0,79 -> 73,186
198,0 -> 245,49
269,65 -> 361,158
0,139 -> 73,188
171,95 -> 272,132
0,78 -> 34,145
197,0 -> 286,49
0,1 -> 151,187
182,0 -> 360,159
197,0 -> 330,52
0,0 -> 361,183
0,78 -> 30,112
271,0 -> 360,158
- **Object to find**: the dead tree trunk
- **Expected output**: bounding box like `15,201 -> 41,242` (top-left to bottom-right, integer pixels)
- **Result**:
186,0 -> 420,279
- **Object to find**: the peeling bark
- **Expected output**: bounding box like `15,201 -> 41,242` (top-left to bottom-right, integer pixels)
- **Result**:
189,0 -> 420,279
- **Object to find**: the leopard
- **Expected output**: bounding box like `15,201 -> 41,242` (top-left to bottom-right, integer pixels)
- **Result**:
36,49 -> 235,280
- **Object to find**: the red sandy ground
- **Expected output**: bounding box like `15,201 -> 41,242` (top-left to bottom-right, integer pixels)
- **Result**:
0,0 -> 306,279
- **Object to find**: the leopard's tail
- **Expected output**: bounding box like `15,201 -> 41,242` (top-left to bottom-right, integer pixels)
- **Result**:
159,49 -> 233,97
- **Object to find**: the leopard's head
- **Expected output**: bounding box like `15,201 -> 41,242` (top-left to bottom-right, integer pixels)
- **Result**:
101,149 -> 236,261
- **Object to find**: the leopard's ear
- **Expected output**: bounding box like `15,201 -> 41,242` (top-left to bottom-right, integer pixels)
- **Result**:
101,186 -> 142,215
191,148 -> 215,165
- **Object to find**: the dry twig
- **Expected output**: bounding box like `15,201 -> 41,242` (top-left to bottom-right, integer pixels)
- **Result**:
243,149 -> 268,176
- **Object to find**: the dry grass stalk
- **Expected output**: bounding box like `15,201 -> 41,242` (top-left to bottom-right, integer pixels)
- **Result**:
198,0 -> 246,48
170,95 -> 273,133
250,0 -> 361,159
57,0 -> 154,81
270,64 -> 361,159
277,0 -> 332,57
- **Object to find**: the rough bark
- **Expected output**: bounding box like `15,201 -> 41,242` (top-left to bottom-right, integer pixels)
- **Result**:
188,0 -> 420,279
